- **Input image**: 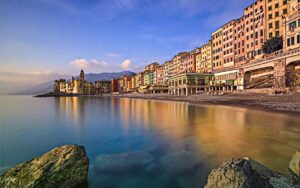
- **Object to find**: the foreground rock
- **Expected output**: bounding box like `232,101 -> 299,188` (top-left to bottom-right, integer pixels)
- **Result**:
0,145 -> 89,188
205,157 -> 298,188
289,152 -> 300,184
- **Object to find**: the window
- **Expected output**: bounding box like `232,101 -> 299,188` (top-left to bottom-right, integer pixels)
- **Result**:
268,6 -> 272,11
283,0 -> 287,5
297,35 -> 300,44
290,21 -> 297,30
275,3 -> 279,8
269,23 -> 273,29
275,21 -> 279,29
283,9 -> 287,14
269,33 -> 273,38
291,37 -> 295,45
287,38 -> 290,46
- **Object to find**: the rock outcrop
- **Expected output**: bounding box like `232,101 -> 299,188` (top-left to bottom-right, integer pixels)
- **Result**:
0,145 -> 89,188
289,152 -> 300,184
205,157 -> 298,188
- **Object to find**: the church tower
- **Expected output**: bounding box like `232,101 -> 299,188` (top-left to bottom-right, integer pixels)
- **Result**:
80,70 -> 85,82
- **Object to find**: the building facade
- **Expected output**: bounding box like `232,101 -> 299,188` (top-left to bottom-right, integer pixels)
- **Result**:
234,17 -> 246,66
223,20 -> 237,68
244,0 -> 266,61
284,0 -> 300,51
212,28 -> 223,70
266,0 -> 289,39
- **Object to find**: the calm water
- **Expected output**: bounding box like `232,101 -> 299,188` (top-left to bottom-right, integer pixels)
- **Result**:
0,96 -> 299,188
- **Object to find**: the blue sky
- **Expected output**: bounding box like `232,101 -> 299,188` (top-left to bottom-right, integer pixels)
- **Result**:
0,0 -> 254,89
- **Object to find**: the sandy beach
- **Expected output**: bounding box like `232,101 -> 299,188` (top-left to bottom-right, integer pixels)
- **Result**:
116,92 -> 300,115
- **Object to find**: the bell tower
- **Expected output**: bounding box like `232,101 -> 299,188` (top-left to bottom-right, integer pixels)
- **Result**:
80,70 -> 85,82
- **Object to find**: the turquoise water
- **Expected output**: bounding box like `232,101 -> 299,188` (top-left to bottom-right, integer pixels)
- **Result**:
0,95 -> 299,188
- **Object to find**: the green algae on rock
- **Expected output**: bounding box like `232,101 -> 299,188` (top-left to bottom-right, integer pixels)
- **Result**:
0,145 -> 89,188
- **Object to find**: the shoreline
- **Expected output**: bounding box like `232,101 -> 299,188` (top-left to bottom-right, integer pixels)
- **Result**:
114,93 -> 300,116
32,92 -> 300,115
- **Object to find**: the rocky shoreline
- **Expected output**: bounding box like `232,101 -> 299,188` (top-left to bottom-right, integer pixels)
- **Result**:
0,145 -> 299,188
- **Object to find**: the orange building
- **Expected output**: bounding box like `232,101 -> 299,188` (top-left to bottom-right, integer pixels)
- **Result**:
222,20 -> 237,68
234,17 -> 246,66
243,0 -> 266,61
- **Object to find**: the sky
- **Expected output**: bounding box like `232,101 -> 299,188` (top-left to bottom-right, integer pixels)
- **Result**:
0,0 -> 254,92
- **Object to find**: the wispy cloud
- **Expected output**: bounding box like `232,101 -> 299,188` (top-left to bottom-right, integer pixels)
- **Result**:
69,58 -> 144,73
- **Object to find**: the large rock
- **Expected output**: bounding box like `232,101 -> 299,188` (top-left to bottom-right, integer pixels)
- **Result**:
205,157 -> 297,188
0,145 -> 89,188
289,152 -> 300,184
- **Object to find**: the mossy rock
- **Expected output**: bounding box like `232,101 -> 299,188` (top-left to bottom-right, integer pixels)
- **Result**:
0,145 -> 89,188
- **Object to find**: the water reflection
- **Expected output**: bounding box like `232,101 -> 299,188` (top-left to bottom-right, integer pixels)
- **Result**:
113,98 -> 299,174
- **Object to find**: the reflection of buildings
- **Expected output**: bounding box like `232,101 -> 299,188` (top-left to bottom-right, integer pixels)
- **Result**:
53,97 -> 86,129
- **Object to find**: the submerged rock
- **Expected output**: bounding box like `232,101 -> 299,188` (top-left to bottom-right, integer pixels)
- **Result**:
160,150 -> 205,174
0,145 -> 89,188
95,151 -> 154,173
289,152 -> 300,184
205,157 -> 297,188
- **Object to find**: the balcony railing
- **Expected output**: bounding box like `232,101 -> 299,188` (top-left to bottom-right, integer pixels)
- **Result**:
253,48 -> 300,65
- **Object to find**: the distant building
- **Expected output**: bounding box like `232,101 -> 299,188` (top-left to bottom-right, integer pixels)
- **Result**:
95,81 -> 111,95
145,62 -> 160,71
168,73 -> 213,96
111,79 -> 119,93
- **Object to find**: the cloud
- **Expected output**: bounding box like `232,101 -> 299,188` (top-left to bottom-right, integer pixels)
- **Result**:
70,59 -> 108,70
69,58 -> 145,73
120,59 -> 133,70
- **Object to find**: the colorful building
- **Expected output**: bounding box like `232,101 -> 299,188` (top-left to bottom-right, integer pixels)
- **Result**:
212,28 -> 223,70
223,20 -> 237,68
199,41 -> 212,73
234,17 -> 246,66
266,0 -> 289,39
243,0 -> 266,61
168,73 -> 213,96
284,0 -> 300,51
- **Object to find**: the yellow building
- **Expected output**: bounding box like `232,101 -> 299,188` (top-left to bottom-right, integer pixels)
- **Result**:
212,28 -> 223,71
199,41 -> 212,73
284,0 -> 300,51
266,0 -> 289,39
191,48 -> 202,73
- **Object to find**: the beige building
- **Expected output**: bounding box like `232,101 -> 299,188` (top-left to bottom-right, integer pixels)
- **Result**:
199,41 -> 212,73
191,48 -> 202,73
212,28 -> 223,70
169,52 -> 188,78
163,61 -> 171,83
284,0 -> 300,51
145,62 -> 160,71
266,0 -> 289,39
155,66 -> 165,84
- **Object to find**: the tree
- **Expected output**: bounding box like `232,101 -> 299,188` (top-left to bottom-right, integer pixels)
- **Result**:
262,36 -> 283,54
